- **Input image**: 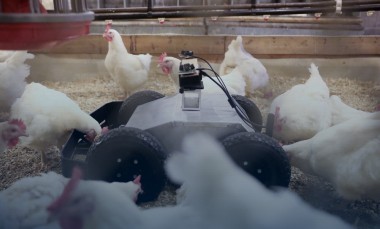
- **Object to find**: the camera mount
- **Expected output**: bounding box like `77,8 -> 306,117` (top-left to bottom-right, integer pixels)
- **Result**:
178,50 -> 204,111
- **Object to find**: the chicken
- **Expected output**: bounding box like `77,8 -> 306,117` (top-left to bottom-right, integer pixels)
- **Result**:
0,119 -> 28,153
10,82 -> 102,166
219,36 -> 270,95
0,50 -> 16,62
269,63 -> 331,142
0,51 -> 34,113
165,133 -> 352,229
0,170 -> 142,229
283,112 -> 380,201
46,167 -> 143,229
329,95 -> 372,125
103,22 -> 152,97
45,134 -> 352,229
47,168 -> 204,229
158,53 -> 258,96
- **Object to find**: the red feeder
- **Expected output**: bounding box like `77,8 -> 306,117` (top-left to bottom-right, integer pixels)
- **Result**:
0,0 -> 94,50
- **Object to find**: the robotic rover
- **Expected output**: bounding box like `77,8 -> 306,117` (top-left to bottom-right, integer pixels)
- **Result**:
62,51 -> 291,202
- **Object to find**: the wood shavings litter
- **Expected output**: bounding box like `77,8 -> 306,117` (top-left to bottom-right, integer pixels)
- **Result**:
0,65 -> 379,229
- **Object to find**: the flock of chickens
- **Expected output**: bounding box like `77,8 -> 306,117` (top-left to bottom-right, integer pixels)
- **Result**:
0,23 -> 379,229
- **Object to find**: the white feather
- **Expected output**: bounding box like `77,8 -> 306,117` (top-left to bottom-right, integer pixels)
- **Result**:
283,112 -> 380,200
165,133 -> 352,229
329,95 -> 372,125
0,51 -> 34,112
10,82 -> 101,151
104,29 -> 152,95
0,172 -> 141,229
269,63 -> 331,142
219,36 -> 269,93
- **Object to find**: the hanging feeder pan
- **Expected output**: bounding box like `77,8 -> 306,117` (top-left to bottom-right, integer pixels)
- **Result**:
0,12 -> 94,50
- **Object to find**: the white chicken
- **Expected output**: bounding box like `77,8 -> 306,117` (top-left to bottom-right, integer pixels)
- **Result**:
219,36 -> 269,95
0,50 -> 16,62
283,112 -> 380,201
329,95 -> 372,125
0,170 -> 142,229
45,134 -> 352,229
46,168 -> 202,229
103,22 -> 152,97
0,51 -> 34,113
10,82 -> 102,166
0,119 -> 28,153
158,53 -> 259,96
165,133 -> 352,229
269,63 -> 331,142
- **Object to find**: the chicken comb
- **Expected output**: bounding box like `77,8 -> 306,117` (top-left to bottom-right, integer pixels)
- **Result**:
159,52 -> 167,64
105,20 -> 112,32
47,167 -> 83,212
133,175 -> 141,185
8,119 -> 26,131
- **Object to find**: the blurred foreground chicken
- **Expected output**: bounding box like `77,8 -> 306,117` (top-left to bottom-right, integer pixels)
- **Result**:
158,53 -> 261,96
0,51 -> 34,113
269,63 -> 331,142
0,50 -> 16,62
283,112 -> 380,201
43,134 -> 352,229
10,82 -> 103,167
103,22 -> 152,97
329,95 -> 372,125
45,168 -> 202,229
0,119 -> 28,153
219,36 -> 270,96
0,170 -> 142,229
165,133 -> 352,229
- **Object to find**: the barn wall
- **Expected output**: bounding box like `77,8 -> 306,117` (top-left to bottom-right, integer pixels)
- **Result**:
35,34 -> 380,57
29,34 -> 380,82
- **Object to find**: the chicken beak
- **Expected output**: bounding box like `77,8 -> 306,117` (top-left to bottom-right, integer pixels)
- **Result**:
20,132 -> 29,137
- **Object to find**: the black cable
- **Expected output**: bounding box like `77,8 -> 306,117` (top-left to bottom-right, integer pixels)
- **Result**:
184,54 -> 266,129
194,64 -> 266,130
194,56 -> 230,93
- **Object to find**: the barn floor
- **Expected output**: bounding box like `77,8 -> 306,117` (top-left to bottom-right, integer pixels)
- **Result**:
0,57 -> 379,229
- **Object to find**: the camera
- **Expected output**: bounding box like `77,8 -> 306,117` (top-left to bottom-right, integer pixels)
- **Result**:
178,51 -> 204,92
178,51 -> 204,111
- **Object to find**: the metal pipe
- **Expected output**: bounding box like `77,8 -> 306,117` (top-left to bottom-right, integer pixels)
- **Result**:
343,0 -> 380,6
211,16 -> 362,25
94,7 -> 338,20
147,0 -> 152,12
90,0 -> 380,20
343,4 -> 380,12
91,1 -> 336,14
91,0 -> 380,14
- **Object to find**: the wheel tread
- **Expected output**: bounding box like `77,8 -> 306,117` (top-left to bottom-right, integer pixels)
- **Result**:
223,132 -> 291,187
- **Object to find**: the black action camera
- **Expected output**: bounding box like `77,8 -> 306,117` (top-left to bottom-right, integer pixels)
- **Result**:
178,50 -> 204,93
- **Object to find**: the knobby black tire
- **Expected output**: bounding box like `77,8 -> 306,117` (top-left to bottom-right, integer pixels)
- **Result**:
222,131 -> 290,188
86,126 -> 167,202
